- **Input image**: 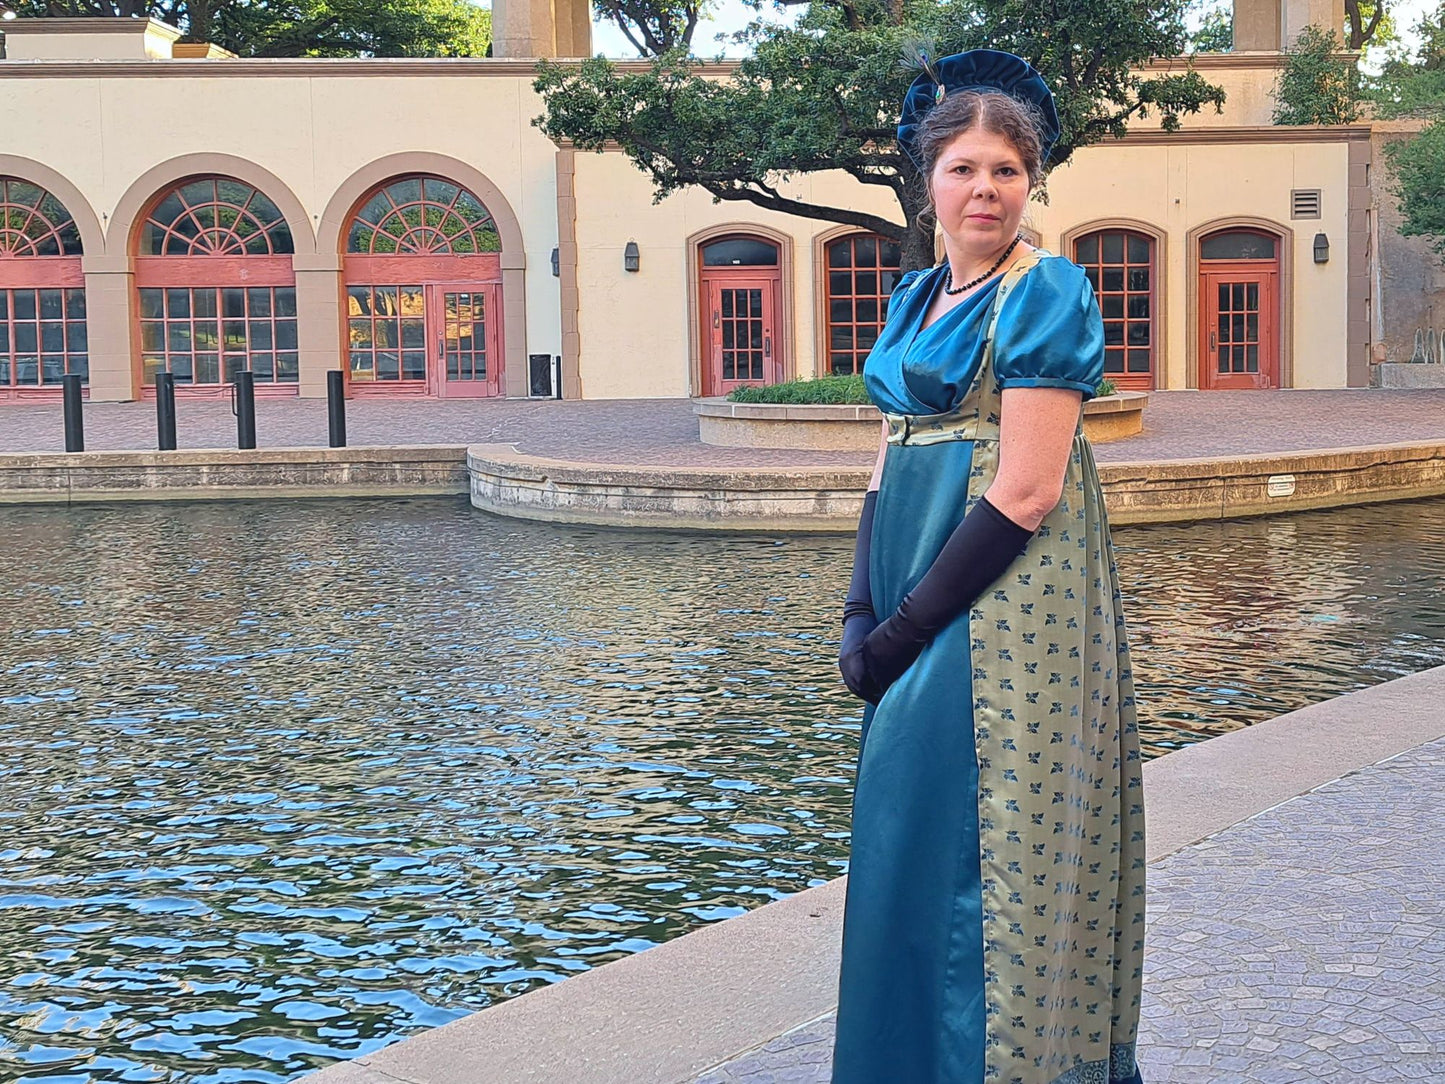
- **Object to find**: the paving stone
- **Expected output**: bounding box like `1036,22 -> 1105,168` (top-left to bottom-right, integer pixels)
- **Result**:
3,390 -> 1444,467
691,737 -> 1445,1083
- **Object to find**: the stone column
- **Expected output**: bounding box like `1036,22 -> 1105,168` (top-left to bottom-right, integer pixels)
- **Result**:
1284,0 -> 1347,46
293,254 -> 344,400
555,0 -> 592,57
502,252 -> 529,398
569,0 -> 593,58
491,0 -> 557,57
81,254 -> 138,402
1232,0 -> 1281,51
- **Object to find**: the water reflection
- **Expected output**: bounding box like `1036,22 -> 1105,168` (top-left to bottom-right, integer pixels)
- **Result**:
1,497 -> 1441,1083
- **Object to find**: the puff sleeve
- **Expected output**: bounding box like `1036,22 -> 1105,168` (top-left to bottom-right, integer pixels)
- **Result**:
992,256 -> 1105,400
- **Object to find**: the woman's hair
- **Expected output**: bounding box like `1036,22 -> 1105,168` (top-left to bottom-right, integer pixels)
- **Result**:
915,89 -> 1047,193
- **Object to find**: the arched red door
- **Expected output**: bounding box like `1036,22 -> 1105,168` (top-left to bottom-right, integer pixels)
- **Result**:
134,178 -> 298,398
343,176 -> 503,398
0,177 -> 87,402
698,236 -> 783,397
1198,229 -> 1281,390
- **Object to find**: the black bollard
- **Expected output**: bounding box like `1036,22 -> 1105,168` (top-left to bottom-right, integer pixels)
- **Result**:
233,370 -> 257,450
327,369 -> 347,448
155,372 -> 177,451
62,373 -> 85,452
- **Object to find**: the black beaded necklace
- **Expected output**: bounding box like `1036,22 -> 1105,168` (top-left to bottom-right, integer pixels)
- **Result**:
943,232 -> 1024,296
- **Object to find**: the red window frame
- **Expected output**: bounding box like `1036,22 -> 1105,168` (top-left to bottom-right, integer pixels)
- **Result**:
139,286 -> 298,390
824,233 -> 902,377
1075,230 -> 1156,390
342,177 -> 505,398
133,178 -> 297,397
1,177 -> 88,400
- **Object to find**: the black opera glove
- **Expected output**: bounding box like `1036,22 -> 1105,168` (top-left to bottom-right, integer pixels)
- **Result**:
862,495 -> 1035,695
838,490 -> 882,703
840,612 -> 885,704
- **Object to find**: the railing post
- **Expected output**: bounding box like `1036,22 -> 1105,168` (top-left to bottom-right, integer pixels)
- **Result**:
233,370 -> 257,450
327,369 -> 347,448
155,372 -> 177,451
62,373 -> 85,452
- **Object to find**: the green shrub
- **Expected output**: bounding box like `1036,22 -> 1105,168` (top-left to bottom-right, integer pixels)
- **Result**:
726,375 -> 870,404
1097,378 -> 1119,398
1273,26 -> 1360,125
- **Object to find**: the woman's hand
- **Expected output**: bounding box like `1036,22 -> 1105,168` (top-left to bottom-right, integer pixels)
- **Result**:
839,613 -> 885,704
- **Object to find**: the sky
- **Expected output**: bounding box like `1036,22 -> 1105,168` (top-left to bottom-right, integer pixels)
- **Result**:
588,1 -> 799,58
584,0 -> 1442,62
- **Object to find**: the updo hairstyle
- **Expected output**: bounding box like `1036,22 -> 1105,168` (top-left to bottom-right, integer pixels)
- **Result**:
915,89 -> 1047,194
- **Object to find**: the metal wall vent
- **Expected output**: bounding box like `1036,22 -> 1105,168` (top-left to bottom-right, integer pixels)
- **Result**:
1291,189 -> 1322,219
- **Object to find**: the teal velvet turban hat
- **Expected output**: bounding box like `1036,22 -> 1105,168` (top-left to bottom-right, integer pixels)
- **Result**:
896,49 -> 1061,171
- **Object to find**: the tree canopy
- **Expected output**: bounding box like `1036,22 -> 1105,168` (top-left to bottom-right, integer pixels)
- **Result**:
8,0 -> 491,57
1272,25 -> 1360,124
536,0 -> 1226,271
1371,3 -> 1445,259
593,0 -> 712,57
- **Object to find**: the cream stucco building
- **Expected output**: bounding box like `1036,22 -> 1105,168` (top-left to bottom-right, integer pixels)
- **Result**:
0,0 -> 1394,405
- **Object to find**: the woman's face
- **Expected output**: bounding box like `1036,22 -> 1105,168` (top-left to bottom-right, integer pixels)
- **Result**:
929,125 -> 1031,259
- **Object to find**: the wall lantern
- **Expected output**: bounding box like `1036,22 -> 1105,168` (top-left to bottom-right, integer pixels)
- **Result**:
623,240 -> 640,273
550,246 -> 560,277
1313,232 -> 1330,264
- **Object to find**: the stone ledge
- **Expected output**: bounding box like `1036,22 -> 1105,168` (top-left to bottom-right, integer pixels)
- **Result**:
1098,439 -> 1445,524
1373,363 -> 1445,389
296,666 -> 1445,1084
468,440 -> 1445,531
0,445 -> 470,504
467,445 -> 869,532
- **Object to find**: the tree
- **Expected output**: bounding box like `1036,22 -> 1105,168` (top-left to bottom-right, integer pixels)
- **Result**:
1387,126 -> 1445,258
1344,0 -> 1386,51
1189,5 -> 1232,53
593,0 -> 711,57
534,0 -> 1227,272
1272,25 -> 1359,124
8,0 -> 491,57
1372,3 -> 1445,258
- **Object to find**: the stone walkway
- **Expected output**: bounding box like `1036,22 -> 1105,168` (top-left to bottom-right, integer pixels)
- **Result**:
2,390 -> 1444,465
693,736 -> 1445,1084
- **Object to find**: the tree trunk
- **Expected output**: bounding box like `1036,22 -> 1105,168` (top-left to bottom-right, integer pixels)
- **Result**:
900,219 -> 936,273
897,176 -> 936,273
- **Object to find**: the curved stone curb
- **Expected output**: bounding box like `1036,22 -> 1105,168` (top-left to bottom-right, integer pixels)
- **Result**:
468,439 -> 1445,531
466,444 -> 870,532
0,445 -> 469,504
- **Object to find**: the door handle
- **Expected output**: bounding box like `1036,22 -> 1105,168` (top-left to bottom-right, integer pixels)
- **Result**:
764,333 -> 772,359
713,309 -> 720,329
1209,331 -> 1217,351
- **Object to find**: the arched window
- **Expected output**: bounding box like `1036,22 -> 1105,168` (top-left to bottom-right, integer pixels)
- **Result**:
0,177 -> 87,401
135,178 -> 297,395
343,177 -> 504,398
1075,229 -> 1156,389
824,233 -> 902,377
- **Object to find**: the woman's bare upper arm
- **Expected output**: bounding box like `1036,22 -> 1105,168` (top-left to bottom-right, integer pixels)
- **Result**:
986,387 -> 1083,530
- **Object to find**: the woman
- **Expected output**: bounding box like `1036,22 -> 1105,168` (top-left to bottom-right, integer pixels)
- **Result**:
832,51 -> 1146,1084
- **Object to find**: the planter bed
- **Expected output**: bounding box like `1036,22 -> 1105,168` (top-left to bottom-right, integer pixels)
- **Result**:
695,392 -> 1148,450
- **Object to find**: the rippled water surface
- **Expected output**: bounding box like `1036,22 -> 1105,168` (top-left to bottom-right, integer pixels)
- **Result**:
2,497 -> 1442,1082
